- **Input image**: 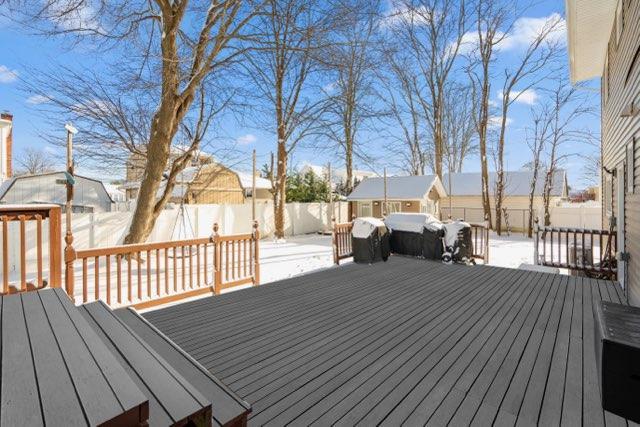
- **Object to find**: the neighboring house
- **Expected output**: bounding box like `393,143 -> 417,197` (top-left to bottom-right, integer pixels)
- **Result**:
0,171 -> 114,213
157,163 -> 272,205
0,112 -> 13,183
566,0 -> 640,305
440,170 -> 569,228
347,175 -> 447,218
300,163 -> 376,189
123,146 -> 214,200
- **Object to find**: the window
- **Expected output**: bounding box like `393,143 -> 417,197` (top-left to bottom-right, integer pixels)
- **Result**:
628,139 -> 635,194
359,202 -> 371,217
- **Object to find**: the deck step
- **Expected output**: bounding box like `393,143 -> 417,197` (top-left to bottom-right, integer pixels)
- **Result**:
79,301 -> 214,427
114,307 -> 251,427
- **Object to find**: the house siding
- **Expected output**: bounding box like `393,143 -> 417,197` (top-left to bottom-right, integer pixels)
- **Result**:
602,0 -> 640,306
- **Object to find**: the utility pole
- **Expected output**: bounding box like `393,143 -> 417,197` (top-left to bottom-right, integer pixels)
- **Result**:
252,149 -> 257,222
383,167 -> 388,217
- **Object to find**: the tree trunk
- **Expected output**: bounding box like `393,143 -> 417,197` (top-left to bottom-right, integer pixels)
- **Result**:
123,111 -> 174,244
526,178 -> 536,238
274,135 -> 287,239
478,73 -> 492,228
345,131 -> 353,194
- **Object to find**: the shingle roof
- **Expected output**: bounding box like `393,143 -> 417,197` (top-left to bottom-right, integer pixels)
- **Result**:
441,170 -> 567,197
347,175 -> 446,200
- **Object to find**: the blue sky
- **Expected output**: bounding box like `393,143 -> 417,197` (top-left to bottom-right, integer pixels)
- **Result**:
0,0 -> 600,189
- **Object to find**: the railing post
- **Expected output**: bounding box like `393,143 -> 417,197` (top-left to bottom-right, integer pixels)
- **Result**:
64,226 -> 76,301
49,206 -> 62,288
534,217 -> 540,265
332,217 -> 339,265
252,220 -> 260,286
213,223 -> 222,295
484,214 -> 490,264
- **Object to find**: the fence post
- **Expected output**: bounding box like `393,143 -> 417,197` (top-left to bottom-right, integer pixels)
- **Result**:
253,220 -> 260,286
213,223 -> 222,294
533,217 -> 540,265
49,206 -> 62,288
64,225 -> 76,301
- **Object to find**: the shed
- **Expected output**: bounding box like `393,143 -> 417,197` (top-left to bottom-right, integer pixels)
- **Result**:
347,175 -> 447,218
0,172 -> 114,213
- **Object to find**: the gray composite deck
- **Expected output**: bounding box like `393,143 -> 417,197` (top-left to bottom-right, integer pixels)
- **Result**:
144,256 -> 636,426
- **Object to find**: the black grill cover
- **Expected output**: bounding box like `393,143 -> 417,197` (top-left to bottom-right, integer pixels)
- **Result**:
423,227 -> 445,260
352,218 -> 390,264
389,230 -> 424,257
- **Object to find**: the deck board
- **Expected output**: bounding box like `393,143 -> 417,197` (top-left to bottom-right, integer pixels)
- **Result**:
144,256 -> 632,426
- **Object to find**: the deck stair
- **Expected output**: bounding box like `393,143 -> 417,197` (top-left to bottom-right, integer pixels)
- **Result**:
79,301 -> 251,427
0,288 -> 249,427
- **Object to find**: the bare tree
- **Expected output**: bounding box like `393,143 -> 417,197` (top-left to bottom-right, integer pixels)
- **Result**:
540,78 -> 595,225
244,0 -> 331,239
524,105 -> 552,237
466,0 -> 513,228
442,83 -> 476,174
6,0 -> 263,244
15,147 -> 57,175
377,46 -> 429,175
388,0 -> 468,179
319,0 -> 381,193
492,14 -> 563,234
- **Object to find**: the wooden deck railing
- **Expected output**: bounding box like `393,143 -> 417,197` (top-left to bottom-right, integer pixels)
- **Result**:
469,220 -> 490,264
534,220 -> 617,279
332,219 -> 353,265
65,222 -> 260,309
0,205 -> 62,294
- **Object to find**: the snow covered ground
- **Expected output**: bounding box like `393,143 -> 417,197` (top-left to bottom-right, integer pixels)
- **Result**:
258,231 -> 542,284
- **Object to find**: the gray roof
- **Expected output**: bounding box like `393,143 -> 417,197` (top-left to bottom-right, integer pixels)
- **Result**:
441,170 -> 567,197
347,175 -> 446,200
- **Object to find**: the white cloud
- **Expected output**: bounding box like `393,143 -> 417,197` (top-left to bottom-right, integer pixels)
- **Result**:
488,115 -> 513,128
497,88 -> 539,105
26,95 -> 52,105
381,3 -> 431,28
0,65 -> 18,83
236,134 -> 257,145
456,13 -> 565,56
49,2 -> 102,32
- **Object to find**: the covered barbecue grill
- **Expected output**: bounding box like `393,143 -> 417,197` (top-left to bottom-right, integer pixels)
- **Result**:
442,220 -> 473,263
384,213 -> 444,260
351,217 -> 390,263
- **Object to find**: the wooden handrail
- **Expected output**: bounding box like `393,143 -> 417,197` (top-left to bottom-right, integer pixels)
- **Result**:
534,218 -> 617,280
1,205 -> 62,294
62,221 -> 260,308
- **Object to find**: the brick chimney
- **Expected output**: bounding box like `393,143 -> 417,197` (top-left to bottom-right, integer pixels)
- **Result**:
0,112 -> 12,181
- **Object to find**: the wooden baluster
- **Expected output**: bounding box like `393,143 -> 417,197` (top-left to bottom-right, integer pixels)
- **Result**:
116,254 -> 122,304
82,258 -> 88,303
244,239 -> 248,278
94,256 -> 99,301
127,253 -> 132,302
573,231 -> 577,269
173,247 -> 178,292
189,245 -> 193,289
253,221 -> 260,286
196,244 -> 201,287
19,215 -> 26,291
2,216 -> 8,294
204,244 -> 208,284
64,223 -> 75,300
550,230 -> 554,265
147,250 -> 151,298
156,249 -> 161,296
36,214 -> 43,287
137,252 -> 142,300
106,255 -> 111,306
165,248 -> 169,295
181,246 -> 186,291
581,230 -> 585,269
225,240 -> 230,282
232,240 -> 236,280
599,232 -> 603,268
213,223 -> 221,294
48,207 -> 62,289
